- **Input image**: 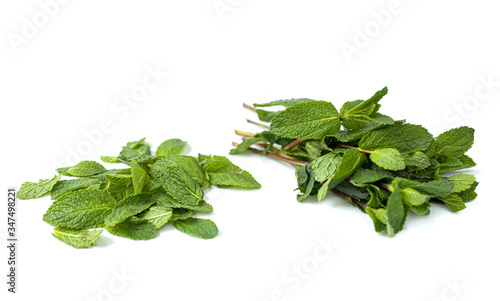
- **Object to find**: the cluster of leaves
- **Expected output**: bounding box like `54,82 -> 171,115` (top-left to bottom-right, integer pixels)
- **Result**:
18,138 -> 260,248
232,87 -> 478,237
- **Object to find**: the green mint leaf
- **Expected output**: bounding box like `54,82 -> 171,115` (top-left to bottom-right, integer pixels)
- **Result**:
100,156 -> 120,163
156,138 -> 187,156
366,208 -> 388,233
434,126 -> 474,158
130,161 -> 151,195
296,165 -> 319,202
447,174 -> 476,193
203,158 -> 261,188
409,202 -> 431,215
386,185 -> 408,237
369,148 -> 405,171
161,166 -> 204,205
253,98 -> 315,108
340,100 -> 363,116
399,188 -> 431,206
169,208 -> 194,222
365,184 -> 389,208
105,216 -> 157,240
404,151 -> 431,170
392,177 -> 455,198
104,193 -> 155,226
43,190 -> 116,229
52,227 -> 104,249
270,101 -> 341,139
311,152 -> 342,182
344,87 -> 388,116
63,160 -> 106,177
105,174 -> 134,201
439,194 -> 466,212
256,109 -> 281,122
119,138 -> 151,164
50,178 -> 102,200
155,193 -> 213,213
138,206 -> 173,229
173,217 -> 218,239
359,124 -> 433,153
317,149 -> 367,201
151,155 -> 209,187
457,181 -> 478,203
351,167 -> 393,184
18,174 -> 61,200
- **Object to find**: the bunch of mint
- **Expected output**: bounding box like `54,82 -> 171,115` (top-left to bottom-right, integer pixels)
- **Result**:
232,87 -> 478,237
18,138 -> 260,248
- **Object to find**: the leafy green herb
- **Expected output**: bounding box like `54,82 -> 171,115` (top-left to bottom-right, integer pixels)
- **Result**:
19,138 -> 260,248
18,174 -> 61,200
233,86 -> 477,237
173,217 -> 219,239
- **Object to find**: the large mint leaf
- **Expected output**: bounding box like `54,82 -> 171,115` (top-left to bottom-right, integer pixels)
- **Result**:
359,124 -> 433,153
161,166 -> 204,205
151,155 -> 208,187
156,138 -> 187,156
393,178 -> 455,198
130,161 -> 151,195
104,193 -> 155,226
270,101 -> 341,139
369,148 -> 405,171
66,161 -> 106,177
173,217 -> 218,239
18,174 -> 61,200
434,126 -> 474,158
439,194 -> 466,212
43,190 -> 116,229
105,216 -> 157,240
447,174 -> 476,193
138,206 -> 173,229
52,227 -> 103,249
203,159 -> 260,188
50,178 -> 102,200
386,185 -> 408,237
311,152 -> 342,182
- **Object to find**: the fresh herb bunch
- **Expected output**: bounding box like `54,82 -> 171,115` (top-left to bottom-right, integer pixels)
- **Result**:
18,138 -> 260,248
232,87 -> 478,237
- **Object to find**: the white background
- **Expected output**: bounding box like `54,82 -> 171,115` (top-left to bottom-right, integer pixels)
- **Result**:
1,1 -> 499,300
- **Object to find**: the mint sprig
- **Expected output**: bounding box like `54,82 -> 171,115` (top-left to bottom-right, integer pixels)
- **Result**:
19,138 -> 261,248
233,87 -> 478,237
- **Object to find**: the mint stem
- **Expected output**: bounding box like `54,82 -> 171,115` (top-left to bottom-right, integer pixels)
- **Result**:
246,119 -> 270,129
233,142 -> 309,166
283,139 -> 305,151
243,103 -> 257,112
